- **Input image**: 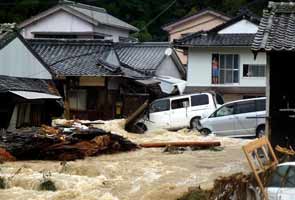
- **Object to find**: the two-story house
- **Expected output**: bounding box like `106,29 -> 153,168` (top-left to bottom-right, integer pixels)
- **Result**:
18,0 -> 138,42
175,12 -> 266,102
162,9 -> 230,64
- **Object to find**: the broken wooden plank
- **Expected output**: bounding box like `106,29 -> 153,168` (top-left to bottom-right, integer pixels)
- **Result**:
139,141 -> 221,148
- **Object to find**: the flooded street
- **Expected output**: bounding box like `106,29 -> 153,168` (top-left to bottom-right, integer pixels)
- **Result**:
0,120 -> 251,200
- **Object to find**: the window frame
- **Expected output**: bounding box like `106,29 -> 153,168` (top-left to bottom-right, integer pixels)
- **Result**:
243,64 -> 266,78
149,99 -> 170,113
171,97 -> 190,110
212,53 -> 240,84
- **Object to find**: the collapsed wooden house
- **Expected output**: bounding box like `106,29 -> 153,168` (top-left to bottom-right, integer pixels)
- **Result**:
28,39 -> 185,120
252,1 -> 295,148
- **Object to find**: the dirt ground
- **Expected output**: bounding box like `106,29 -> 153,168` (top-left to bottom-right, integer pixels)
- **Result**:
0,120 -> 252,200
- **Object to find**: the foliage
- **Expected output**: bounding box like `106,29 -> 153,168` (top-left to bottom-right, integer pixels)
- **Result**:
0,0 -> 270,41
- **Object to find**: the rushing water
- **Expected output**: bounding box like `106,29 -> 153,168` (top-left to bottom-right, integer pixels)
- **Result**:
0,120 -> 251,200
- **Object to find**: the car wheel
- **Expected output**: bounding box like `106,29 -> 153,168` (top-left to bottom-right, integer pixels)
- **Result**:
135,122 -> 147,133
256,125 -> 265,138
200,128 -> 211,136
190,117 -> 202,130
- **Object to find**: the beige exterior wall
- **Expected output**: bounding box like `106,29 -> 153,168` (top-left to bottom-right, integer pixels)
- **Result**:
167,13 -> 227,65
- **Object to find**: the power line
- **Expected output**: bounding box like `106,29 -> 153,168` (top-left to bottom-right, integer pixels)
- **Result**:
139,0 -> 177,32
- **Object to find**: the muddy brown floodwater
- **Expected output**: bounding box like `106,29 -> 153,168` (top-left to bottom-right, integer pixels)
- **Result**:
0,120 -> 251,200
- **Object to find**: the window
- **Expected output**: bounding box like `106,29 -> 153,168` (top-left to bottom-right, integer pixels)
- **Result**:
256,99 -> 266,111
235,101 -> 256,114
150,99 -> 170,113
267,165 -> 289,187
243,64 -> 266,77
212,54 -> 239,84
284,166 -> 295,187
214,103 -> 235,117
171,98 -> 189,109
69,89 -> 87,111
191,95 -> 209,106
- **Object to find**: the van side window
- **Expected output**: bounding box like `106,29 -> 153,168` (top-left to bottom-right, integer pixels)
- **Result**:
171,98 -> 189,109
150,99 -> 170,113
214,104 -> 235,117
236,101 -> 256,114
191,94 -> 209,106
256,99 -> 266,111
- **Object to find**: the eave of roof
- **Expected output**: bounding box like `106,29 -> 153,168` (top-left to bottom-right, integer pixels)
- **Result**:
162,8 -> 231,31
252,1 -> 295,52
18,2 -> 138,32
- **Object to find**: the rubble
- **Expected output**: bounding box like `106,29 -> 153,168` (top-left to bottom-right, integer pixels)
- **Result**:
0,122 -> 138,161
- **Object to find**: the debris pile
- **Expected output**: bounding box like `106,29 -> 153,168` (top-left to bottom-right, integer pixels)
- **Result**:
179,173 -> 261,200
0,120 -> 138,161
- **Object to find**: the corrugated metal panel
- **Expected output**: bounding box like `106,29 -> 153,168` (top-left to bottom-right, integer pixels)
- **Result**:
10,90 -> 61,100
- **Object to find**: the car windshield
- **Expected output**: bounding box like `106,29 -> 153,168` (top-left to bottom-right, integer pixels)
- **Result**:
267,165 -> 295,188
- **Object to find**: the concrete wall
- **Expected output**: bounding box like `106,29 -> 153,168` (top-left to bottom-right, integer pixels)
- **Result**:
187,47 -> 266,87
0,37 -> 52,79
155,56 -> 182,79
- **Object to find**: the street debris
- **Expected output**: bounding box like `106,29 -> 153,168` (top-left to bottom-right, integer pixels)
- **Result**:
0,121 -> 138,161
0,148 -> 15,163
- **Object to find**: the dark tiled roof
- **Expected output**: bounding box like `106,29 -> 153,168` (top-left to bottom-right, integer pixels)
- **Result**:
0,31 -> 16,50
0,75 -> 57,95
116,43 -> 169,76
28,39 -> 119,76
252,2 -> 295,51
175,32 -> 255,47
175,12 -> 259,47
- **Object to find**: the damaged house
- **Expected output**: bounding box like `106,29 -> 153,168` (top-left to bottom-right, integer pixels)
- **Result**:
252,1 -> 295,148
0,28 -> 62,130
27,39 -> 185,120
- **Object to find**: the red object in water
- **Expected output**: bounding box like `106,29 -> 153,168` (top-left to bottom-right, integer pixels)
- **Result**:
0,148 -> 16,162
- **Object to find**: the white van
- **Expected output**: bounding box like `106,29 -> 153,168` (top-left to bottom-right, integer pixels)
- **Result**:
136,92 -> 223,131
199,97 -> 266,137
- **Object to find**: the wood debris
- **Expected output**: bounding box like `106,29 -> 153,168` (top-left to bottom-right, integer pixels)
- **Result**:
0,121 -> 138,161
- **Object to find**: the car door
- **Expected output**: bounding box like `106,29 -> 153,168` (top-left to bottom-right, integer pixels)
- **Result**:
170,97 -> 190,129
233,100 -> 257,137
205,103 -> 236,136
267,165 -> 289,200
148,99 -> 170,129
278,165 -> 295,200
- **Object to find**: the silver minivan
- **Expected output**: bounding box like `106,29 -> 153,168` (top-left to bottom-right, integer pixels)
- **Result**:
199,97 -> 266,137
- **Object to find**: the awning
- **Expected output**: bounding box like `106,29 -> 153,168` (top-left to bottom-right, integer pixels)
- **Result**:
9,91 -> 62,100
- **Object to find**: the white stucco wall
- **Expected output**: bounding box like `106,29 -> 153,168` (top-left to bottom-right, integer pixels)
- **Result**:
187,47 -> 266,87
20,10 -> 130,42
21,10 -> 94,39
95,25 -> 129,42
0,37 -> 52,79
155,56 -> 182,79
218,19 -> 258,34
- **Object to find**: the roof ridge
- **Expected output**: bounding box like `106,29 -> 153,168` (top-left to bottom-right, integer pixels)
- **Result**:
60,0 -> 106,13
